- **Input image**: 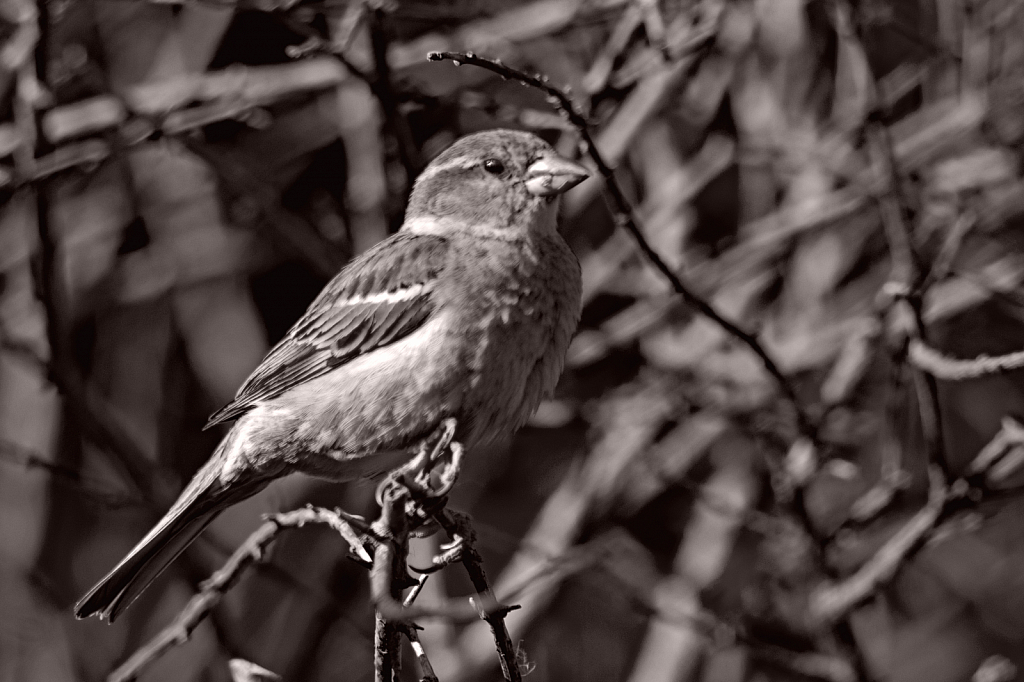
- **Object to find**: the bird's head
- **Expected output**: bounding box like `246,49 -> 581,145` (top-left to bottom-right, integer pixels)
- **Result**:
404,129 -> 589,239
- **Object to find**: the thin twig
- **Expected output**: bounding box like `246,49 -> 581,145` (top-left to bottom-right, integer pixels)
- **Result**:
228,659 -> 282,682
426,50 -> 811,438
28,0 -> 59,395
809,465 -> 947,624
368,493 -> 509,623
374,609 -> 400,682
869,123 -> 949,474
923,210 -> 976,289
438,509 -> 524,682
908,339 -> 1024,380
397,623 -> 440,682
965,416 -> 1024,478
368,9 -> 424,176
366,435 -> 518,680
107,507 -> 370,682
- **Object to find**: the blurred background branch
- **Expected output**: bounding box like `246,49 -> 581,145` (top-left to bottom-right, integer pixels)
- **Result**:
2,0 -> 1024,681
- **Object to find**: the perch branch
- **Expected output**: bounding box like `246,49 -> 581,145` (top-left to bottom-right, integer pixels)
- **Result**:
366,428 -> 523,681
398,624 -> 440,682
368,475 -> 513,624
374,609 -> 401,682
438,508 -> 525,682
107,507 -> 369,682
427,50 -> 811,438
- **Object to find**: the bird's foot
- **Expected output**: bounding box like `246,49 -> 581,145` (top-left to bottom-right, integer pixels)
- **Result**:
379,419 -> 462,497
423,417 -> 458,465
374,419 -> 465,529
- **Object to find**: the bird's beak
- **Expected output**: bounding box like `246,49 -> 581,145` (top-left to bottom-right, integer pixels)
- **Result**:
525,155 -> 590,197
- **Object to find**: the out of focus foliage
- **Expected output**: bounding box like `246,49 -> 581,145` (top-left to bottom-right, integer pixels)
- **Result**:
1,0 -> 1024,681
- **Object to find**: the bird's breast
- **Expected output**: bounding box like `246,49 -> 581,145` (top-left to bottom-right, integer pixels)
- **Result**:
448,235 -> 581,443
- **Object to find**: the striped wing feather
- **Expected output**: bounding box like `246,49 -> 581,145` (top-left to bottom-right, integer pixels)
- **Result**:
206,232 -> 449,428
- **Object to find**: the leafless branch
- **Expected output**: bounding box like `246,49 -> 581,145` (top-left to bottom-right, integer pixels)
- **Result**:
107,507 -> 370,682
809,465 -> 947,624
438,509 -> 524,682
398,624 -> 440,682
228,659 -> 282,682
965,416 -> 1024,485
869,124 -> 949,474
908,339 -> 1024,380
426,50 -> 812,439
361,431 -> 523,682
367,9 -> 424,177
374,609 -> 401,682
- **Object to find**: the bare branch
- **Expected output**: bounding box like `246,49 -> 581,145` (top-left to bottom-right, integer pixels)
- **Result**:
809,465 -> 947,624
908,338 -> 1024,380
438,510 -> 524,682
869,123 -> 949,474
397,623 -> 440,682
228,659 -> 281,682
0,437 -> 145,509
965,416 -> 1024,486
374,609 -> 401,682
107,507 -> 369,682
426,50 -> 812,438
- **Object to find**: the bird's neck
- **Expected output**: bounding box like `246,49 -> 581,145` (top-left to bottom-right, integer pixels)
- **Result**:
402,200 -> 560,243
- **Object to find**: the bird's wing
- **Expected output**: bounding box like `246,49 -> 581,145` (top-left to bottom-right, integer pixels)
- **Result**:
205,232 -> 449,428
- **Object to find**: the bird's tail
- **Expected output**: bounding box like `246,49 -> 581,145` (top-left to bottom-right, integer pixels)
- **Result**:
75,440 -> 267,622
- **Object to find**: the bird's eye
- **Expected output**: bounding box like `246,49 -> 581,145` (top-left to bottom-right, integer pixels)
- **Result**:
483,159 -> 505,175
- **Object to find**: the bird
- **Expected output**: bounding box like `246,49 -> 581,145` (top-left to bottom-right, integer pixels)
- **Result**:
75,129 -> 588,622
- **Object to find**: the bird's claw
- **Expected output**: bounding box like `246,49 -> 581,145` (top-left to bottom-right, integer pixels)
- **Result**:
425,417 -> 458,464
377,418 -> 464,508
409,535 -> 465,574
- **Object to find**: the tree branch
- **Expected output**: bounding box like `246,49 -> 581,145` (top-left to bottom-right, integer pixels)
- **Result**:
438,509 -> 525,682
868,123 -> 949,475
908,339 -> 1024,380
809,465 -> 948,624
107,507 -> 369,682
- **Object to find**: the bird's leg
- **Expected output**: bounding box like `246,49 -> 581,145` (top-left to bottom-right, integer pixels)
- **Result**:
389,418 -> 459,492
407,421 -> 465,534
432,440 -> 464,497
375,418 -> 462,513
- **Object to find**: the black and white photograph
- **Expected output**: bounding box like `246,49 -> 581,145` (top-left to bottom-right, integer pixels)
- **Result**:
1,1 -> 1023,681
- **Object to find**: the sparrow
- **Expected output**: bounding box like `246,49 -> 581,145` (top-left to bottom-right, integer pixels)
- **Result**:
75,129 -> 587,622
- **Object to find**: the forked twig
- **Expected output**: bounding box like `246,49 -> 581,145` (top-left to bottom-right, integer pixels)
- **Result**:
438,509 -> 525,682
